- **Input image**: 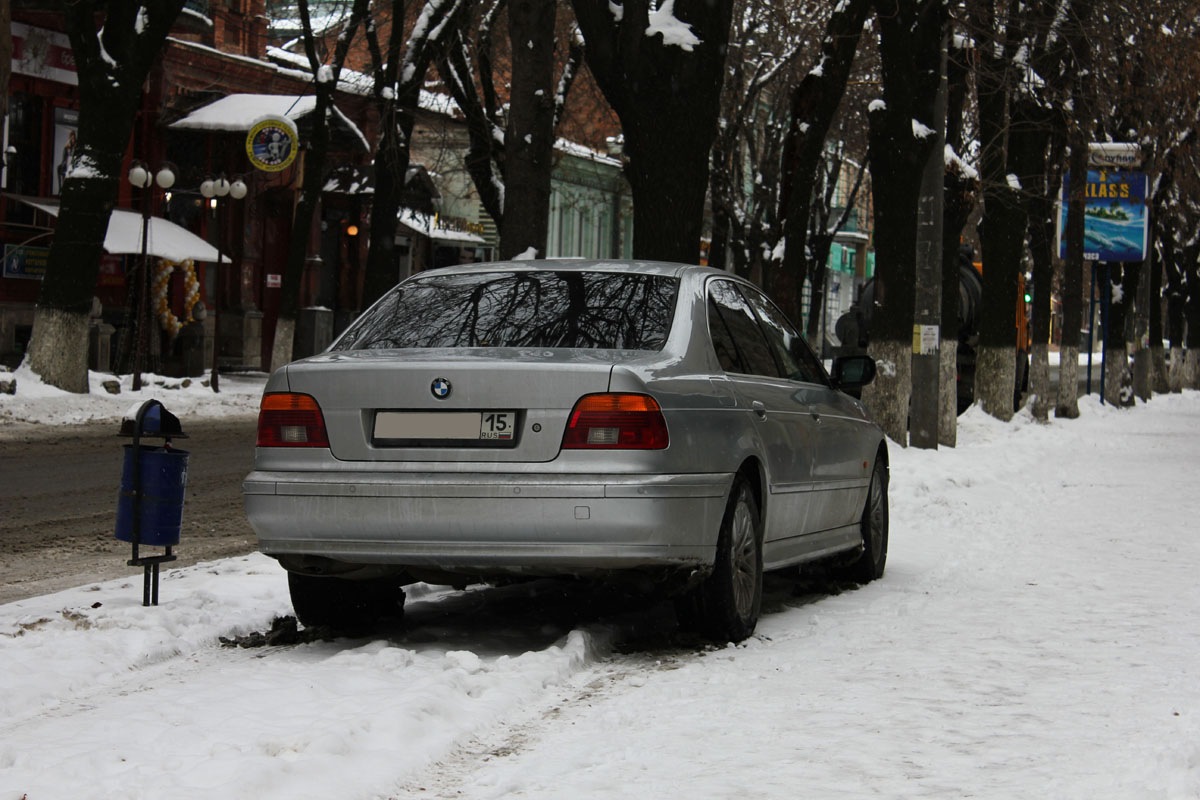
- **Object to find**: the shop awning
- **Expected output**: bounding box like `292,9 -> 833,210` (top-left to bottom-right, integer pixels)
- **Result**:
169,94 -> 369,153
398,208 -> 485,246
15,197 -> 228,263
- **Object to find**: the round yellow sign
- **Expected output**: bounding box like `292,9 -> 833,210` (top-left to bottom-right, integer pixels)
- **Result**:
245,116 -> 299,173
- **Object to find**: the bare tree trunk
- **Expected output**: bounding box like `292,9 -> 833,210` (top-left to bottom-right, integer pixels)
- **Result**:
1185,350 -> 1200,390
274,0 -> 370,370
1101,263 -> 1136,407
970,0 -> 1023,423
1164,245 -> 1186,392
1131,260 -> 1152,403
861,340 -> 912,448
1054,0 -> 1097,419
572,0 -> 733,264
1184,242 -> 1200,389
1057,344 -> 1080,414
26,309 -> 91,392
361,3 -> 409,310
1056,139 -> 1087,419
25,1 -> 185,392
500,0 -> 557,258
362,0 -> 470,306
1168,345 -> 1185,392
776,0 -> 871,323
1104,346 -> 1133,406
0,0 -> 10,126
975,346 -> 1017,418
862,0 -> 945,445
938,341 -> 958,445
1151,343 -> 1171,393
362,103 -> 405,307
938,40 -> 976,445
1029,342 -> 1051,419
270,317 -> 296,381
1018,107 -> 1063,422
1027,198 -> 1056,421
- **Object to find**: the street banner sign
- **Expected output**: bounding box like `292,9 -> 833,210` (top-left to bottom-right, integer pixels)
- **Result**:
1087,143 -> 1142,169
2,245 -> 49,279
1057,170 -> 1149,262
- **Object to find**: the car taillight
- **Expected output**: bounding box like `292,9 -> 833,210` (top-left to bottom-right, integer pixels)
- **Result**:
257,393 -> 330,447
562,393 -> 669,450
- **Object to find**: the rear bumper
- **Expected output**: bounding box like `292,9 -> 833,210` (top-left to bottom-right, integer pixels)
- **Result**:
243,470 -> 733,574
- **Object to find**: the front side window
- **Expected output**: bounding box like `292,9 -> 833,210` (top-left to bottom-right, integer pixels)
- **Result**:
332,270 -> 678,351
741,286 -> 828,385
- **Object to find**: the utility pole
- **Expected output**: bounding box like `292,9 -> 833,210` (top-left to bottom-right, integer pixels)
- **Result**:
910,31 -> 947,450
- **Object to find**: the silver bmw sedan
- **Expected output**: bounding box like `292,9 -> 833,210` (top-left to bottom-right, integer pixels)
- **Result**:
244,259 -> 888,642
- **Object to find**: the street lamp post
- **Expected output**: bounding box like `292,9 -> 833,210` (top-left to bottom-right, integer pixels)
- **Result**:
127,161 -> 176,392
200,174 -> 247,393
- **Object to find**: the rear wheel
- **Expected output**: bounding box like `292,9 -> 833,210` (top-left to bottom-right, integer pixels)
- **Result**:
287,572 -> 405,632
677,476 -> 762,643
838,455 -> 888,583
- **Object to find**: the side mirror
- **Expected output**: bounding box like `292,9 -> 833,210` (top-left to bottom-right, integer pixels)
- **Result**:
831,355 -> 877,390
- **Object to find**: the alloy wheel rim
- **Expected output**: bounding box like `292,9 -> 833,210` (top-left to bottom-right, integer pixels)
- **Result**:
867,468 -> 884,562
730,496 -> 758,617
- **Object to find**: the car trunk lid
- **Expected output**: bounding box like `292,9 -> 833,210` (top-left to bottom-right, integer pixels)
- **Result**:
282,349 -> 616,463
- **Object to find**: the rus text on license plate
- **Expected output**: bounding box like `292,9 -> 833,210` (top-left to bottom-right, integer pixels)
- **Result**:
374,411 -> 516,441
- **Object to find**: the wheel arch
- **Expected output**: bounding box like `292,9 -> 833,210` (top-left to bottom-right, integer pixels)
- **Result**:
875,440 -> 890,473
735,456 -> 766,530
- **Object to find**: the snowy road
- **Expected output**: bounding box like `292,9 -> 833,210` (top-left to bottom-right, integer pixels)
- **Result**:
0,417 -> 258,603
3,393 -> 1200,799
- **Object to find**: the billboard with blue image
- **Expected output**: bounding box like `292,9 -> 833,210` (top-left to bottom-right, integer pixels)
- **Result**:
1058,170 -> 1149,262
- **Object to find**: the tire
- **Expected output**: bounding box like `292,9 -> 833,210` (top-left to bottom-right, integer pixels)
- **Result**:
287,572 -> 405,632
678,476 -> 763,643
839,455 -> 889,583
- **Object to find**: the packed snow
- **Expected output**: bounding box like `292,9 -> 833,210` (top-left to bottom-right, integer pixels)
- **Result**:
0,365 -> 263,427
2,369 -> 1199,799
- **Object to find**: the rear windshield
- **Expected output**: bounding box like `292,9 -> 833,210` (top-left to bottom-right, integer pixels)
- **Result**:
332,270 -> 679,351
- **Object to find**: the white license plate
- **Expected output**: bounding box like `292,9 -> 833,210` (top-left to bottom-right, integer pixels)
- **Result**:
374,411 -> 516,441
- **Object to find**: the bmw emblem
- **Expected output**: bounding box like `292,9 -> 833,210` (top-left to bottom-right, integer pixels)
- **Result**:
431,377 -> 452,399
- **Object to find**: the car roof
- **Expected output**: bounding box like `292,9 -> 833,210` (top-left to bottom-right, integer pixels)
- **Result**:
410,259 -> 731,281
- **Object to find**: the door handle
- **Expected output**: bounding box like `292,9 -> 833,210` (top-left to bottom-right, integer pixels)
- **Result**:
752,400 -> 767,419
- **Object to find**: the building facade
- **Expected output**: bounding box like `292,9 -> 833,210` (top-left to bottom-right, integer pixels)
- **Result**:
1,2 -> 633,375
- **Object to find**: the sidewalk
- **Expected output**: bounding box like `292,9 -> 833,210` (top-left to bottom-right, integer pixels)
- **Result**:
0,366 -> 266,434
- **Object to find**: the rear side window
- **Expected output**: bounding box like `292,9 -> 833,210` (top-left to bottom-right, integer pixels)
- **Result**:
707,280 -> 782,378
332,270 -> 678,351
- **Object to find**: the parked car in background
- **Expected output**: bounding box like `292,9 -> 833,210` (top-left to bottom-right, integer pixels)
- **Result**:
243,260 -> 888,642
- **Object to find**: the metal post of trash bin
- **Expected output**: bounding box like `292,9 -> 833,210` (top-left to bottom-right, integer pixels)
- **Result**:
116,399 -> 189,606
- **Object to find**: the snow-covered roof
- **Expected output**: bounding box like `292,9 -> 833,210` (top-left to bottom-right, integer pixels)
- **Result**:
18,198 -> 227,263
554,138 -> 622,168
169,94 -> 369,153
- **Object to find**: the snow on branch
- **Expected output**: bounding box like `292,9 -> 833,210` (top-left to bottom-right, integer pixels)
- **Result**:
945,145 -> 979,180
645,0 -> 701,51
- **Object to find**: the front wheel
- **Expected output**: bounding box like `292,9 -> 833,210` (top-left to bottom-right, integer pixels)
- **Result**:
287,572 -> 405,632
677,476 -> 762,643
838,455 -> 889,583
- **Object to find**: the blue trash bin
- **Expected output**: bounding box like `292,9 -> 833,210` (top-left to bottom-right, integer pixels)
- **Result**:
115,445 -> 190,547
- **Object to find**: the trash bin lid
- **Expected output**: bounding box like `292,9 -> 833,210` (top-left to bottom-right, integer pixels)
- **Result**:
118,400 -> 189,438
